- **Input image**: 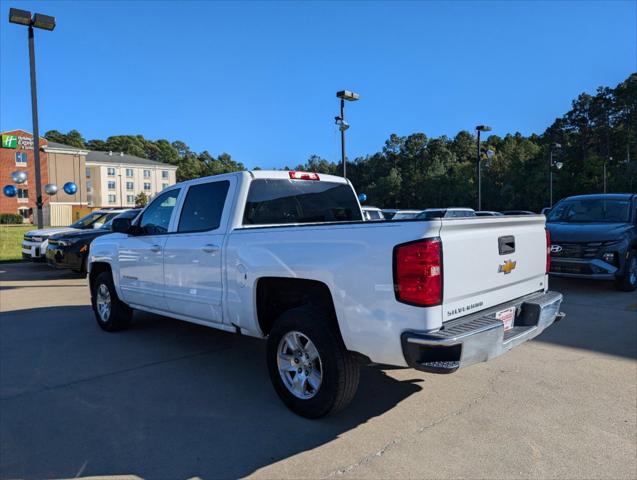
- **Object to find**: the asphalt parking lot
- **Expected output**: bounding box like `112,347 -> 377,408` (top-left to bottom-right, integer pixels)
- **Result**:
0,262 -> 635,479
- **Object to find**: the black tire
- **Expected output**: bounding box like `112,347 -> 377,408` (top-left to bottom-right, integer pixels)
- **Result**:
267,305 -> 360,418
615,249 -> 637,292
91,271 -> 133,331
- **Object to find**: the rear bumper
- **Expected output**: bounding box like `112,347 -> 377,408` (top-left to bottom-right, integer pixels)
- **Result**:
401,291 -> 564,374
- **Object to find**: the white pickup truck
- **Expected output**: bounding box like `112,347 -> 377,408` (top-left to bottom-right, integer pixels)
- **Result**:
88,170 -> 564,418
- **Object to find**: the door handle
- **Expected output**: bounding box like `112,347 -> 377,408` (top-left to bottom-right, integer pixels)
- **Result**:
202,244 -> 220,253
150,244 -> 162,253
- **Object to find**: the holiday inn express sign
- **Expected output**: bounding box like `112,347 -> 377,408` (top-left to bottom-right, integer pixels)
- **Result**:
2,135 -> 17,149
2,134 -> 34,150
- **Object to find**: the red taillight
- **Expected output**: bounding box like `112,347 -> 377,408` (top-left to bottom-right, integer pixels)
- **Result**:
289,171 -> 320,180
394,238 -> 442,306
545,228 -> 551,274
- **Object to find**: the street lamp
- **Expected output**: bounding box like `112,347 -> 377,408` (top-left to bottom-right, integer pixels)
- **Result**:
549,143 -> 562,207
475,125 -> 491,210
8,8 -> 56,229
336,90 -> 359,178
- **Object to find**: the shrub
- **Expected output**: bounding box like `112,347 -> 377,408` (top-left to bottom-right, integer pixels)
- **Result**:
0,213 -> 25,224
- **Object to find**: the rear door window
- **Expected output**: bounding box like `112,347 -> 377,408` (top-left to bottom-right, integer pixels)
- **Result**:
178,181 -> 230,233
243,179 -> 362,225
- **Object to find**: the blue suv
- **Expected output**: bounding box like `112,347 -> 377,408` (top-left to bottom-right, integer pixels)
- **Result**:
547,193 -> 637,291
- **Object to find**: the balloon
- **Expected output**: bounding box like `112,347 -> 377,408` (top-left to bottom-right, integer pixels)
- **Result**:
63,182 -> 78,195
11,171 -> 27,184
3,185 -> 17,198
44,183 -> 58,195
358,193 -> 367,203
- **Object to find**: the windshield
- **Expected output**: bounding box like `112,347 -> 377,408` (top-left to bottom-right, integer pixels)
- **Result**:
547,198 -> 631,223
101,210 -> 140,230
70,211 -> 113,229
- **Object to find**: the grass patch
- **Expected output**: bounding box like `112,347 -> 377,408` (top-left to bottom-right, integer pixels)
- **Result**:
0,225 -> 34,262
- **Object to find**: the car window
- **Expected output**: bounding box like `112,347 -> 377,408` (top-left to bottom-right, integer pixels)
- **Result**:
70,211 -> 110,229
547,198 -> 630,223
102,210 -> 140,230
178,181 -> 230,233
138,189 -> 180,235
244,179 -> 362,225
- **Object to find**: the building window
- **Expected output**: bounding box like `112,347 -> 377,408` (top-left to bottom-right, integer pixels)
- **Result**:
126,181 -> 134,190
107,167 -> 116,176
162,170 -> 169,179
86,167 -> 91,178
126,195 -> 135,204
144,182 -> 151,191
17,188 -> 28,203
143,170 -> 151,178
108,194 -> 117,204
107,181 -> 116,190
15,152 -> 27,165
126,168 -> 134,177
18,207 -> 30,221
162,183 -> 169,190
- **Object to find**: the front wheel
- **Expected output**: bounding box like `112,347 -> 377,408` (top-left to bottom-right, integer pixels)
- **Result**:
615,250 -> 637,292
91,271 -> 133,331
266,306 -> 359,418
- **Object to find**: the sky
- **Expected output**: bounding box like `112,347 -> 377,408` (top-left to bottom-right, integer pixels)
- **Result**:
1,1 -> 635,169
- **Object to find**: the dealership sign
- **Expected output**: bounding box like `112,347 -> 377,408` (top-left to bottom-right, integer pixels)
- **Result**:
1,134 -> 34,150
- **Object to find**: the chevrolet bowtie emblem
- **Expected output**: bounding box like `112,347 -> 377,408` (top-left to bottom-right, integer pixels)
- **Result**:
498,259 -> 517,274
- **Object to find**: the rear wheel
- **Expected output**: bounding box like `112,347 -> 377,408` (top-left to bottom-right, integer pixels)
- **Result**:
91,271 -> 133,331
266,306 -> 359,418
615,250 -> 637,292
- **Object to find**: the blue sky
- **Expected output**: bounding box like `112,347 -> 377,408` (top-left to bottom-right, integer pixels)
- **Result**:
1,1 -> 635,169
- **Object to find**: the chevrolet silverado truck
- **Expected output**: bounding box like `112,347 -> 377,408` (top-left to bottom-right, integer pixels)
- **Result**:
88,170 -> 564,418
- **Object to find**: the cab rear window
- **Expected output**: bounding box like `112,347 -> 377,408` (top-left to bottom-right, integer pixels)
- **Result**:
243,179 -> 362,225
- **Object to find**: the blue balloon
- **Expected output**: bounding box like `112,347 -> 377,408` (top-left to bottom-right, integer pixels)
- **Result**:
3,185 -> 17,198
63,182 -> 78,195
358,193 -> 367,203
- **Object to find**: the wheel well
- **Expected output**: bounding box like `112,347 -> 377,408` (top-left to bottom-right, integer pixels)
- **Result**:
89,262 -> 112,293
256,277 -> 339,337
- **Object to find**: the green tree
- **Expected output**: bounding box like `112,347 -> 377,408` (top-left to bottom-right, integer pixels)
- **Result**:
134,191 -> 149,207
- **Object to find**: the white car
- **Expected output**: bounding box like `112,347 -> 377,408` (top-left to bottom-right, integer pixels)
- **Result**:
417,208 -> 476,219
88,170 -> 564,418
362,206 -> 385,221
22,209 -> 129,260
391,210 -> 423,220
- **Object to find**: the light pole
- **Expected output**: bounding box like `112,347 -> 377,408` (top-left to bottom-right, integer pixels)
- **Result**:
603,156 -> 612,193
8,8 -> 56,229
549,143 -> 562,207
475,125 -> 491,210
335,90 -> 359,178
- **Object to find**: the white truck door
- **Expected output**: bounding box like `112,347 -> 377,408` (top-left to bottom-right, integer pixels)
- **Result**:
162,178 -> 233,323
118,188 -> 181,310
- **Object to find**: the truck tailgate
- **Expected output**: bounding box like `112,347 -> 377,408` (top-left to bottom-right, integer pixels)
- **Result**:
439,215 -> 548,321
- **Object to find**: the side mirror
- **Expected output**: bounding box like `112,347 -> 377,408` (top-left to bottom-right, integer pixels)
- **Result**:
358,193 -> 367,203
93,222 -> 103,229
112,217 -> 132,234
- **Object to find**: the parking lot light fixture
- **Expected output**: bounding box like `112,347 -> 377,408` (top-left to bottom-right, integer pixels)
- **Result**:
7,8 -> 56,229
336,90 -> 360,178
8,8 -> 32,26
475,125 -> 492,210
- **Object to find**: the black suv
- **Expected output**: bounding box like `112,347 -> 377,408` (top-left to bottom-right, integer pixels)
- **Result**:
546,193 -> 637,291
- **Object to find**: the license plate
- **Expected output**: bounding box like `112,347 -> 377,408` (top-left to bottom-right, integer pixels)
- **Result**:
496,307 -> 516,331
